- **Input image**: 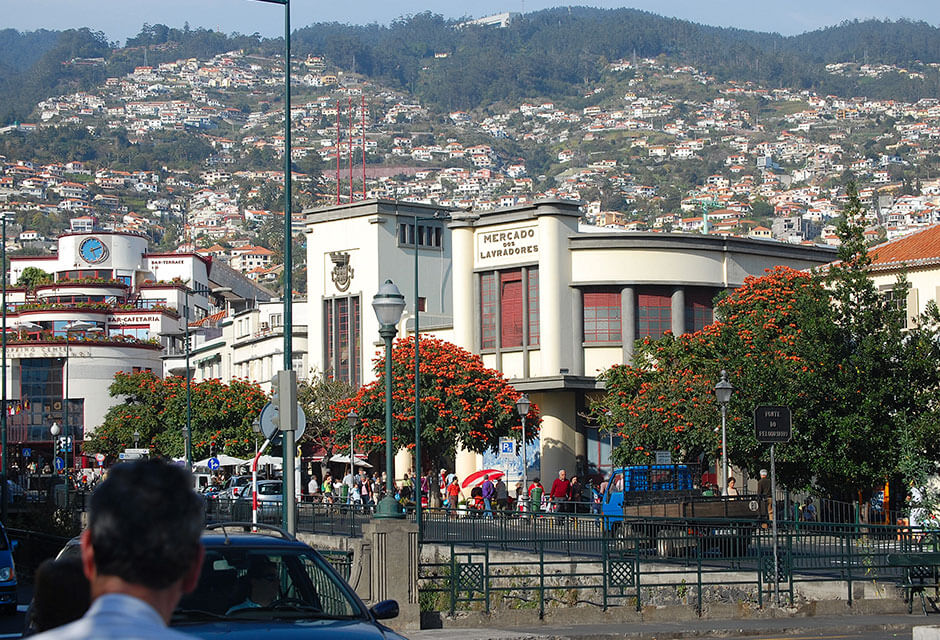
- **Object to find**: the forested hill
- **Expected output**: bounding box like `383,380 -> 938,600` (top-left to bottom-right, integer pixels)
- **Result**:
3,8 -> 940,123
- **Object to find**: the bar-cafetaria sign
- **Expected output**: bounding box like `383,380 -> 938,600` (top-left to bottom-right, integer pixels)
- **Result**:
476,224 -> 539,268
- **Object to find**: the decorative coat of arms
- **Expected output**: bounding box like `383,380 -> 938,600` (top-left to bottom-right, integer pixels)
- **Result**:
330,251 -> 354,292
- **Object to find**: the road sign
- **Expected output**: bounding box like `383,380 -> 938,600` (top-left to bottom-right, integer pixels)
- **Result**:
654,450 -> 672,464
207,457 -> 220,470
259,401 -> 306,440
22,448 -> 31,458
54,457 -> 65,471
94,453 -> 105,463
754,405 -> 792,443
125,448 -> 149,455
499,438 -> 515,456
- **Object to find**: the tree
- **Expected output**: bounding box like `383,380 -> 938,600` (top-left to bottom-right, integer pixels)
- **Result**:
15,266 -> 52,289
297,370 -> 356,473
592,185 -> 940,498
85,372 -> 267,462
330,336 -> 539,481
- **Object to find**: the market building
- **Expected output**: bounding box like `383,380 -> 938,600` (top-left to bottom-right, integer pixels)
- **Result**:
303,198 -> 837,484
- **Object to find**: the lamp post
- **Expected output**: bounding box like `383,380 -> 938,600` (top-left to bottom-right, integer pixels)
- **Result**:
247,0 -> 295,531
1,210 -> 9,520
50,421 -> 60,479
133,429 -> 140,449
714,369 -> 734,493
63,319 -> 98,505
372,280 -> 405,519
347,409 -> 357,476
515,393 -> 531,495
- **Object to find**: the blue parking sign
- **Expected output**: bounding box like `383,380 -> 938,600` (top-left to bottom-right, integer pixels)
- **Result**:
499,438 -> 515,456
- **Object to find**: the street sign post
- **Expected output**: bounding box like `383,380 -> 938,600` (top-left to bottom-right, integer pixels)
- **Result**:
753,404 -> 791,606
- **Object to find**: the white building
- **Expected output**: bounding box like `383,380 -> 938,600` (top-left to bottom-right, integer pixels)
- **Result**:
302,199 -> 837,484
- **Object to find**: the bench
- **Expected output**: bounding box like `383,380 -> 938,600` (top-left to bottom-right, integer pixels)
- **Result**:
887,552 -> 940,615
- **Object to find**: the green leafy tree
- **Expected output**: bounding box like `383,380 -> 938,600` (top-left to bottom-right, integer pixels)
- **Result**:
331,336 -> 540,479
85,372 -> 267,462
297,370 -> 356,459
15,266 -> 52,289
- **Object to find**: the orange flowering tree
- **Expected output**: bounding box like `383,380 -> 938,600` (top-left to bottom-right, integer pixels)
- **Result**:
331,336 -> 539,475
594,186 -> 940,497
86,371 -> 267,462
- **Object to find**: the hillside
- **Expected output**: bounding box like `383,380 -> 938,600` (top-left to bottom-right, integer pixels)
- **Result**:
2,10 -> 940,124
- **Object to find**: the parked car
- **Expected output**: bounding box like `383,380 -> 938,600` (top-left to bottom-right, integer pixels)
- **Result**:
0,521 -> 17,615
173,524 -> 405,639
220,476 -> 253,500
232,480 -> 282,523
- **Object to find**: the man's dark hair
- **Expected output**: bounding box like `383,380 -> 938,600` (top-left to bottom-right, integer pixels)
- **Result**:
29,556 -> 90,633
89,458 -> 204,589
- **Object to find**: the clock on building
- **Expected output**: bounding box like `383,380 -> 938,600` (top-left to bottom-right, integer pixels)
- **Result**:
79,237 -> 108,264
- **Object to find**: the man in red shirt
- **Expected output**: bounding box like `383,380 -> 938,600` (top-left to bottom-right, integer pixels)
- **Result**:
549,469 -> 570,515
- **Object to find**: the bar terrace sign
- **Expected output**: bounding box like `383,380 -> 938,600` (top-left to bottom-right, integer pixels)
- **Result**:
476,224 -> 539,269
753,405 -> 791,443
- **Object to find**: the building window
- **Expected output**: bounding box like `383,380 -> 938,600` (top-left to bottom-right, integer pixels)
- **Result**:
481,273 -> 497,349
417,297 -> 426,313
17,358 -> 84,443
638,292 -> 672,339
398,222 -> 443,249
110,325 -> 150,340
324,296 -> 361,385
527,268 -> 539,346
479,267 -> 539,350
59,269 -> 113,281
685,290 -> 715,334
883,288 -> 908,329
583,288 -> 621,343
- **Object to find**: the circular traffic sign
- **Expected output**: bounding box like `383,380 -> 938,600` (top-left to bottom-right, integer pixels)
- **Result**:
207,457 -> 221,470
54,457 -> 65,471
95,453 -> 105,463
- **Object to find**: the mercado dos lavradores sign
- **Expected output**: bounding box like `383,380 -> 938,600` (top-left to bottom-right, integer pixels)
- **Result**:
475,223 -> 539,269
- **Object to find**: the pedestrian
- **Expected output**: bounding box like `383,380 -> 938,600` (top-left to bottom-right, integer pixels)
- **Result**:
757,469 -> 772,518
568,474 -> 584,514
24,556 -> 90,636
32,458 -> 205,640
494,476 -> 509,513
307,474 -> 319,502
480,474 -> 495,518
550,469 -> 570,516
725,476 -> 738,496
446,476 -> 462,514
802,497 -> 817,522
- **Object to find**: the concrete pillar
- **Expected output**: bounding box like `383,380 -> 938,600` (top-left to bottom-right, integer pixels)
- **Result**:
450,223 -> 475,351
537,214 -> 572,376
394,449 -> 412,485
535,390 -> 577,483
621,285 -> 635,364
361,519 -> 420,631
671,286 -> 685,336
455,447 -> 481,485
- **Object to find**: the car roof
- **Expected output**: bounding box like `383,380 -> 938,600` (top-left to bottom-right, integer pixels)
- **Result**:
201,532 -> 305,549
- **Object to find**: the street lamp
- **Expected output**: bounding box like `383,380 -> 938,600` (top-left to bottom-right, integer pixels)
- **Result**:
515,393 -> 531,496
0,210 -> 10,519
50,422 -> 60,476
133,429 -> 140,449
347,409 -> 358,476
714,369 -> 734,494
64,319 -> 99,502
372,280 -> 405,519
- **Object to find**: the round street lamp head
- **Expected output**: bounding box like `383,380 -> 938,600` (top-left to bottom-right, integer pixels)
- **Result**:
50,422 -> 60,437
346,409 -> 358,429
372,279 -> 406,328
714,369 -> 734,406
515,393 -> 531,418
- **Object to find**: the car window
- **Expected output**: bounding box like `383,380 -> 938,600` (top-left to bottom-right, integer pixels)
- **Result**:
178,547 -> 362,621
258,483 -> 282,496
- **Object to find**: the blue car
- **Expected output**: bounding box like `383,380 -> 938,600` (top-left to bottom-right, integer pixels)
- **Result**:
0,521 -> 17,615
172,523 -> 406,639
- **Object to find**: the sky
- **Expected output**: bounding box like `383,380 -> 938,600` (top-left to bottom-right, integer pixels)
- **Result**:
1,1 -> 939,43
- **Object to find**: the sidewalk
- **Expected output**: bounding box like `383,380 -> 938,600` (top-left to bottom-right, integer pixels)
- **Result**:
408,613 -> 925,639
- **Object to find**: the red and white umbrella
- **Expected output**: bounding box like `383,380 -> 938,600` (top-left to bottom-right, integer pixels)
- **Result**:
461,468 -> 504,489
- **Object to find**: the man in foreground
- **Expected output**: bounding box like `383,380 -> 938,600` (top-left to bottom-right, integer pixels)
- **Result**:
34,458 -> 206,640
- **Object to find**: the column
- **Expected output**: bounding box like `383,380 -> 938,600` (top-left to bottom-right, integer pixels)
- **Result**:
537,214 -> 570,376
537,391 -> 578,484
450,224 -> 475,351
671,286 -> 685,337
621,285 -> 635,364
